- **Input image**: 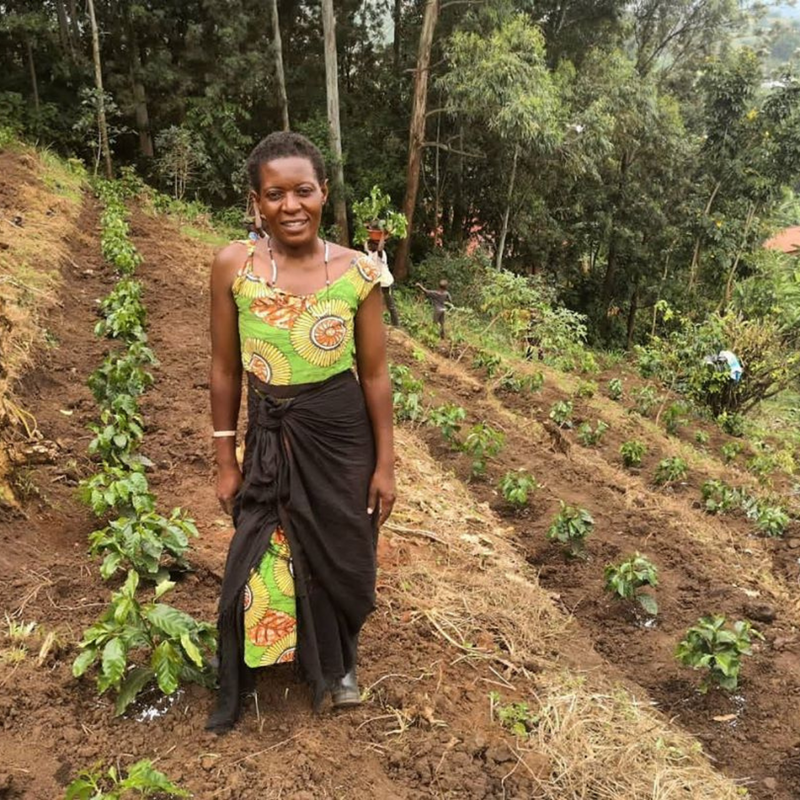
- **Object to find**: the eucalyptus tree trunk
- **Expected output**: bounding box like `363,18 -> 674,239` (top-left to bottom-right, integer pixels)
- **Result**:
495,143 -> 520,270
55,0 -> 75,59
25,38 -> 39,116
269,0 -> 290,131
394,0 -> 439,281
128,24 -> 153,158
321,0 -> 349,244
393,0 -> 402,73
87,0 -> 113,179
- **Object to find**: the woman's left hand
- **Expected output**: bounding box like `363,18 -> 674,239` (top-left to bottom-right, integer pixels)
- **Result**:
367,467 -> 396,527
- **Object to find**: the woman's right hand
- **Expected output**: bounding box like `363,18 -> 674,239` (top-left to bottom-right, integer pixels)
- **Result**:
217,464 -> 243,517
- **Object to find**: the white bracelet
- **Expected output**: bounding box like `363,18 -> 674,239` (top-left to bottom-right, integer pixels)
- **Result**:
212,430 -> 237,438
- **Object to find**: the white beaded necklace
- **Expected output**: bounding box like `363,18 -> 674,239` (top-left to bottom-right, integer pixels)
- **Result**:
266,236 -> 331,300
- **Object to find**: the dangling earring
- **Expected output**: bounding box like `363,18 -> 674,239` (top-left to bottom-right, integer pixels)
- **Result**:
253,203 -> 266,238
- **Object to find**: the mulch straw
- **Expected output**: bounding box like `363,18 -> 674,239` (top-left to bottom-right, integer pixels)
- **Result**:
388,427 -> 747,799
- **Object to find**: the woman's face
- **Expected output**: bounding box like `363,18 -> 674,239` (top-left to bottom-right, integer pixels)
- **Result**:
253,157 -> 328,249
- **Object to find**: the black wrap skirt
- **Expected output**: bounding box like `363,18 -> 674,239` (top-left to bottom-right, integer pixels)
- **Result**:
206,370 -> 377,731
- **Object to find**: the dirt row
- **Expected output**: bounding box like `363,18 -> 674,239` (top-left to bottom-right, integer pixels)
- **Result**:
0,199 -> 568,800
387,336 -> 800,800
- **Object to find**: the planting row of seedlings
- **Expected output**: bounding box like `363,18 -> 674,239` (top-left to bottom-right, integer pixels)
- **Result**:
65,181 -> 204,798
473,344 -> 796,493
390,361 -> 767,699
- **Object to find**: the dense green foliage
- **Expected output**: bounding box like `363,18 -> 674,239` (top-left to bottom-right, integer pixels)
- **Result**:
6,0 -> 800,375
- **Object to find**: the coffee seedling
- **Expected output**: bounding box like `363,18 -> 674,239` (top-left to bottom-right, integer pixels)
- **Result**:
620,439 -> 646,468
73,571 -> 216,715
607,378 -> 623,401
549,400 -> 573,429
498,470 -> 541,508
577,420 -> 609,447
603,553 -> 659,615
700,479 -> 741,515
675,615 -> 762,693
462,423 -> 505,479
574,380 -> 597,399
654,457 -> 688,486
427,404 -> 467,445
546,501 -> 594,557
631,386 -> 658,417
721,442 -> 743,463
755,504 -> 790,537
65,759 -> 188,800
695,430 -> 710,446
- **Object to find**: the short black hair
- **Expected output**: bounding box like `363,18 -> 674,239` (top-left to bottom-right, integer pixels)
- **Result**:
247,131 -> 326,192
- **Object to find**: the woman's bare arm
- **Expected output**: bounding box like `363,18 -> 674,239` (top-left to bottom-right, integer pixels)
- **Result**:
354,285 -> 395,526
210,244 -> 244,513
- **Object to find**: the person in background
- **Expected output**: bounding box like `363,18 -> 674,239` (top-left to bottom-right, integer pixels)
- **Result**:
416,279 -> 452,339
365,233 -> 400,327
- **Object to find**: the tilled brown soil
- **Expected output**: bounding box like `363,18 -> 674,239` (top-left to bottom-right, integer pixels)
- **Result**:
0,202 -> 571,800
388,337 -> 800,800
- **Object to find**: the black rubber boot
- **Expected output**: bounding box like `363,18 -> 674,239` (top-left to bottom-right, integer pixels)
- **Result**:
331,667 -> 361,708
331,631 -> 361,708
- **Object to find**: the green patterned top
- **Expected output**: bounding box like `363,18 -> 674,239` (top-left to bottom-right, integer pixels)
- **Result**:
232,238 -> 381,385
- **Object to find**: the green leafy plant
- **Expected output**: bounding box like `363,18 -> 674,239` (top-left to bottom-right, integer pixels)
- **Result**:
95,279 -> 147,343
80,465 -> 155,518
747,450 -> 777,485
607,378 -> 624,401
462,423 -> 505,478
472,350 -> 502,377
721,441 -> 743,463
695,430 -> 710,446
654,457 -> 688,486
89,509 -> 198,580
427,404 -> 467,444
489,692 -> 539,738
675,615 -> 762,693
717,411 -> 745,437
73,570 -> 216,715
88,345 -> 157,407
498,470 -> 541,508
755,504 -> 790,537
88,406 -> 145,466
99,198 -> 143,275
352,185 -> 408,245
603,553 -> 659,615
65,759 -> 189,799
546,501 -> 593,557
497,370 -> 544,393
549,400 -> 573,428
574,380 -> 597,399
576,420 -> 609,447
631,386 -> 658,417
662,402 -> 688,436
389,364 -> 425,422
620,439 -> 647,468
701,480 -> 742,515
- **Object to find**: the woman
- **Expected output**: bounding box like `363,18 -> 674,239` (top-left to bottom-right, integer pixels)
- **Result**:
207,131 -> 395,733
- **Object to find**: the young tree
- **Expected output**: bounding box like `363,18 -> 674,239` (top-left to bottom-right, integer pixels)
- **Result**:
87,0 -> 112,179
441,16 -> 564,270
268,0 -> 290,131
394,0 -> 439,281
321,0 -> 349,244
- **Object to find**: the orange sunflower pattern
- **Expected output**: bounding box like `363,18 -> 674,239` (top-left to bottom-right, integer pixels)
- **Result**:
244,526 -> 296,668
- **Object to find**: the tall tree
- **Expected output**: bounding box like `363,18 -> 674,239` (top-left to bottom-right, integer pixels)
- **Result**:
321,0 -> 349,244
87,0 -> 112,179
269,0 -> 290,131
394,0 -> 439,281
441,16 -> 564,270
